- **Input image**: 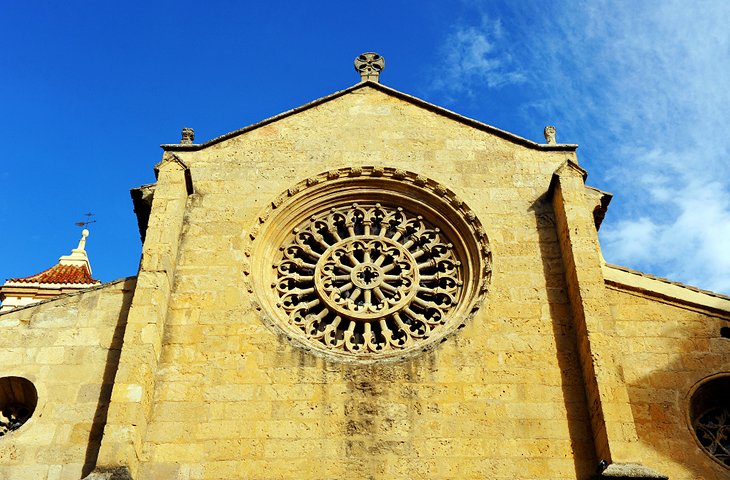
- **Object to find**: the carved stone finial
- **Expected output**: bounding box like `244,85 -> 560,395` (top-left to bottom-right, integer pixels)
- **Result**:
544,125 -> 557,145
181,127 -> 195,145
77,228 -> 89,251
354,52 -> 385,83
58,227 -> 93,273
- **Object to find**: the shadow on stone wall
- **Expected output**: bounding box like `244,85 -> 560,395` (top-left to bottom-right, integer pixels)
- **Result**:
533,196 -> 597,479
81,277 -> 137,477
622,311 -> 730,480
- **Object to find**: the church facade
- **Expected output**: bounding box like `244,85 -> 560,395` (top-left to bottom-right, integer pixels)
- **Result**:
1,54 -> 729,479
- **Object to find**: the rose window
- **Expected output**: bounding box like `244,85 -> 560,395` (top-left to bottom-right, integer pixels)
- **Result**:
274,203 -> 462,354
248,167 -> 491,362
690,375 -> 730,469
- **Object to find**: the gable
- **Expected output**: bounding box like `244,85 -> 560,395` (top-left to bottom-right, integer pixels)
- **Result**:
162,82 -> 577,154
160,84 -> 581,216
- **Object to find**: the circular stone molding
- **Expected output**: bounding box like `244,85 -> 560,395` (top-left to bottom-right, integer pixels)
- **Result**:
688,374 -> 730,469
246,166 -> 491,362
0,376 -> 38,438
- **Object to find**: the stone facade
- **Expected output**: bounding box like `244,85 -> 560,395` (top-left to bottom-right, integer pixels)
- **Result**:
1,77 -> 729,479
0,278 -> 135,479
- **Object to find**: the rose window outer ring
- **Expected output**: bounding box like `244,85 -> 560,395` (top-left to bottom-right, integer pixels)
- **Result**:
688,374 -> 730,470
246,166 -> 492,363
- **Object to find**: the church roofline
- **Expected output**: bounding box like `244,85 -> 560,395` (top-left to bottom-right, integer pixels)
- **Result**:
160,81 -> 579,153
0,277 -> 134,316
2,280 -> 100,288
603,263 -> 730,315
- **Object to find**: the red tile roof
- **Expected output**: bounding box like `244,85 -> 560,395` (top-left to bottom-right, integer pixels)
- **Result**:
8,264 -> 100,285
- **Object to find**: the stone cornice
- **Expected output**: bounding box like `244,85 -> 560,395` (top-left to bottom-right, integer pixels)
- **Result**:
603,263 -> 730,315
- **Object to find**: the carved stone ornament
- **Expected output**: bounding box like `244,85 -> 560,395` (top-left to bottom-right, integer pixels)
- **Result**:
0,376 -> 37,438
0,403 -> 31,437
689,374 -> 730,470
694,406 -> 730,467
247,167 -> 491,363
354,52 -> 385,83
543,125 -> 556,145
180,127 -> 195,144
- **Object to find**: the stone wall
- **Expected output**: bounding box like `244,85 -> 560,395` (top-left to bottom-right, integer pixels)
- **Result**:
608,284 -> 730,479
0,278 -> 135,480
6,84 -> 728,479
131,86 -> 597,479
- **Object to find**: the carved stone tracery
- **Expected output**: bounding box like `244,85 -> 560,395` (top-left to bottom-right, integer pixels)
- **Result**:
354,52 -> 385,83
0,376 -> 37,438
689,375 -> 730,469
0,404 -> 31,437
274,203 -> 462,354
248,166 -> 491,362
694,406 -> 730,467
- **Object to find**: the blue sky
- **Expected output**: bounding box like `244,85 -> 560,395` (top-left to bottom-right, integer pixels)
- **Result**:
2,1 -> 729,294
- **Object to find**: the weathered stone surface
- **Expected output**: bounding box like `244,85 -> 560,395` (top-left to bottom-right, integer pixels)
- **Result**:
82,466 -> 133,480
1,80 -> 728,479
0,279 -> 135,480
599,462 -> 668,479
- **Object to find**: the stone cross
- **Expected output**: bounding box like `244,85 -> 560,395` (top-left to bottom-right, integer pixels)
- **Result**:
354,52 -> 385,83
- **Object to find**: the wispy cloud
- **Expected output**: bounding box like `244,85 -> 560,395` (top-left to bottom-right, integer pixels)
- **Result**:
569,1 -> 730,293
433,1 -> 730,293
601,148 -> 730,292
430,17 -> 525,98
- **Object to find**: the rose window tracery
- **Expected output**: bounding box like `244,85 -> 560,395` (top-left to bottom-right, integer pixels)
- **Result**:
694,406 -> 730,467
274,203 -> 462,354
0,377 -> 37,438
690,375 -> 730,469
247,167 -> 491,362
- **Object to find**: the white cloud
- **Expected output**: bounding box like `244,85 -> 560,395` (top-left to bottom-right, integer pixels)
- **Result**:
602,175 -> 730,292
588,0 -> 730,292
430,18 -> 525,98
433,1 -> 730,293
601,217 -> 659,265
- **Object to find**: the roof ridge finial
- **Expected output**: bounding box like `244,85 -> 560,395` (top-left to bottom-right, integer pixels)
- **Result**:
181,127 -> 195,144
354,52 -> 385,83
59,228 -> 93,272
61,213 -> 96,273
76,228 -> 89,252
544,125 -> 557,145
